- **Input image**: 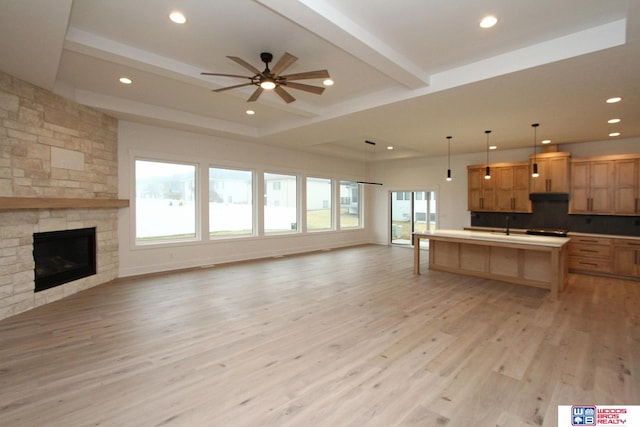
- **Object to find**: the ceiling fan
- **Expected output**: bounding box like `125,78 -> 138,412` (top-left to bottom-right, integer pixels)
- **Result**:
201,52 -> 330,104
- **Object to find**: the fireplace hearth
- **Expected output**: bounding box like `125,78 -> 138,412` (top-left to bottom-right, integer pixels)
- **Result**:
33,227 -> 97,292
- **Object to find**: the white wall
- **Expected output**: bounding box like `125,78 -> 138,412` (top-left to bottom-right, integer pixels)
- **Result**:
368,137 -> 640,244
117,121 -> 369,277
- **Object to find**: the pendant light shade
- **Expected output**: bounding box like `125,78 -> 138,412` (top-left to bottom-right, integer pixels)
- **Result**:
446,136 -> 452,181
484,130 -> 492,180
531,123 -> 540,178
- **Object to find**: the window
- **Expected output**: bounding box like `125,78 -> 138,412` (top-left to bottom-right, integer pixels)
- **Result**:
209,167 -> 253,237
339,181 -> 360,228
135,160 -> 197,243
264,172 -> 297,233
306,177 -> 332,231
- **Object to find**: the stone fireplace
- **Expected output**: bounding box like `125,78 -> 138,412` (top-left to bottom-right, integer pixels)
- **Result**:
0,70 -> 124,320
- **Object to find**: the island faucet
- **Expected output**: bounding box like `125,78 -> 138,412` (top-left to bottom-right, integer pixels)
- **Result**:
505,215 -> 510,235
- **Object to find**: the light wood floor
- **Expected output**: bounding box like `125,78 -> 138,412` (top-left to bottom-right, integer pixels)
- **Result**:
0,245 -> 638,427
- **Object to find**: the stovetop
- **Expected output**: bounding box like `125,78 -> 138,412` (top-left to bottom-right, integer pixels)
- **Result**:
526,229 -> 569,237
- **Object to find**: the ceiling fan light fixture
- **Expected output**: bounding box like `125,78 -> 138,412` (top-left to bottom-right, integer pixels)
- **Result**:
260,79 -> 276,90
323,79 -> 334,86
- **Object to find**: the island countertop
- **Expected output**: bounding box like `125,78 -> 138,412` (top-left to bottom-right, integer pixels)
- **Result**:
413,229 -> 570,298
423,229 -> 570,248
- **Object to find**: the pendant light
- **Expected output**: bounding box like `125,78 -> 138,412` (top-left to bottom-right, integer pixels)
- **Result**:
356,140 -> 383,186
446,136 -> 453,181
531,123 -> 540,178
484,130 -> 492,180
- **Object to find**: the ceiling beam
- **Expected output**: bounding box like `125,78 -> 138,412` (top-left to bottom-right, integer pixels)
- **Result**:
0,0 -> 72,89
254,0 -> 429,89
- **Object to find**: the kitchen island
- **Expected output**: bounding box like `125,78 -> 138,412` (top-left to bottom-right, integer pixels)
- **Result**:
413,229 -> 570,298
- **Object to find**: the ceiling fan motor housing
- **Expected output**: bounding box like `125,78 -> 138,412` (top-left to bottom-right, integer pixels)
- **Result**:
260,52 -> 273,65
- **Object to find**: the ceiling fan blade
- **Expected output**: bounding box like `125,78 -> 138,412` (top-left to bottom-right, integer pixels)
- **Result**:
280,69 -> 330,80
201,72 -> 252,79
274,86 -> 295,103
247,87 -> 264,102
213,83 -> 255,92
270,52 -> 297,76
227,56 -> 261,75
283,81 -> 325,95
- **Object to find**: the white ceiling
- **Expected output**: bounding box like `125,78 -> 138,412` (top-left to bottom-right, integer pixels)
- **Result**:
1,0 -> 639,160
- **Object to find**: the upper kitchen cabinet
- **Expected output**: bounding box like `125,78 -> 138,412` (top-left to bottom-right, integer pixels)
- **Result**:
613,156 -> 640,215
468,162 -> 530,212
494,163 -> 531,212
529,152 -> 570,193
468,165 -> 495,211
570,154 -> 640,215
570,157 -> 616,214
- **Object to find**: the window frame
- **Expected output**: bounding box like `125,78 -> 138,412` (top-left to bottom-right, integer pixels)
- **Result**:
208,166 -> 255,239
133,157 -> 200,246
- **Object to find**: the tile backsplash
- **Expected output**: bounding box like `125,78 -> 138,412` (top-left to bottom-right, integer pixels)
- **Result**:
471,200 -> 640,236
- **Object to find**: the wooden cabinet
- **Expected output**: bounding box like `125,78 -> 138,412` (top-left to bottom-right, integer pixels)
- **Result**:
613,239 -> 640,278
529,152 -> 570,193
568,236 -> 612,274
613,158 -> 640,215
569,159 -> 614,214
468,162 -> 530,212
495,163 -> 531,212
467,165 -> 495,211
568,235 -> 640,280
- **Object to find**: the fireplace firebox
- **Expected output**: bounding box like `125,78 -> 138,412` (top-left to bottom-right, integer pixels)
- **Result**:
33,227 -> 97,292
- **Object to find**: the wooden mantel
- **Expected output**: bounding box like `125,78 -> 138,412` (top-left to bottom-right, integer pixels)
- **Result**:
0,197 -> 129,210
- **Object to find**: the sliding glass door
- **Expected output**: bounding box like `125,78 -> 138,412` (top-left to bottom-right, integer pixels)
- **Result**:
390,191 -> 436,246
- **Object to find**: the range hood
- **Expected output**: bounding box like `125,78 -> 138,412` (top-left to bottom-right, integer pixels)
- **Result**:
529,193 -> 569,201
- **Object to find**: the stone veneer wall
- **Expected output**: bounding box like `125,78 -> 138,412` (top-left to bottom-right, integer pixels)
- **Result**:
0,71 -> 120,320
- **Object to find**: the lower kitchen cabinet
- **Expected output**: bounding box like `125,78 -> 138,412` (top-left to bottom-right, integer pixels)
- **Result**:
568,236 -> 611,274
569,234 -> 640,280
613,239 -> 640,278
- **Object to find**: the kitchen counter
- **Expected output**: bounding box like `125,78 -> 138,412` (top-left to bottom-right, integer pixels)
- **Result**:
413,229 -> 570,298
433,229 -> 570,247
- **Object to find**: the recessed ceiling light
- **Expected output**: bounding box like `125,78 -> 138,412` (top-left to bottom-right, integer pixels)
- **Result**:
169,11 -> 186,24
606,97 -> 622,103
489,145 -> 497,150
119,77 -> 132,85
541,139 -> 551,144
609,132 -> 621,137
608,118 -> 621,124
387,146 -> 393,150
323,79 -> 334,86
480,15 -> 498,29
246,110 -> 255,115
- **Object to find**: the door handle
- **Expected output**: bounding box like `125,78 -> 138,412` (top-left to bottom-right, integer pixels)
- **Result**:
579,262 -> 598,267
